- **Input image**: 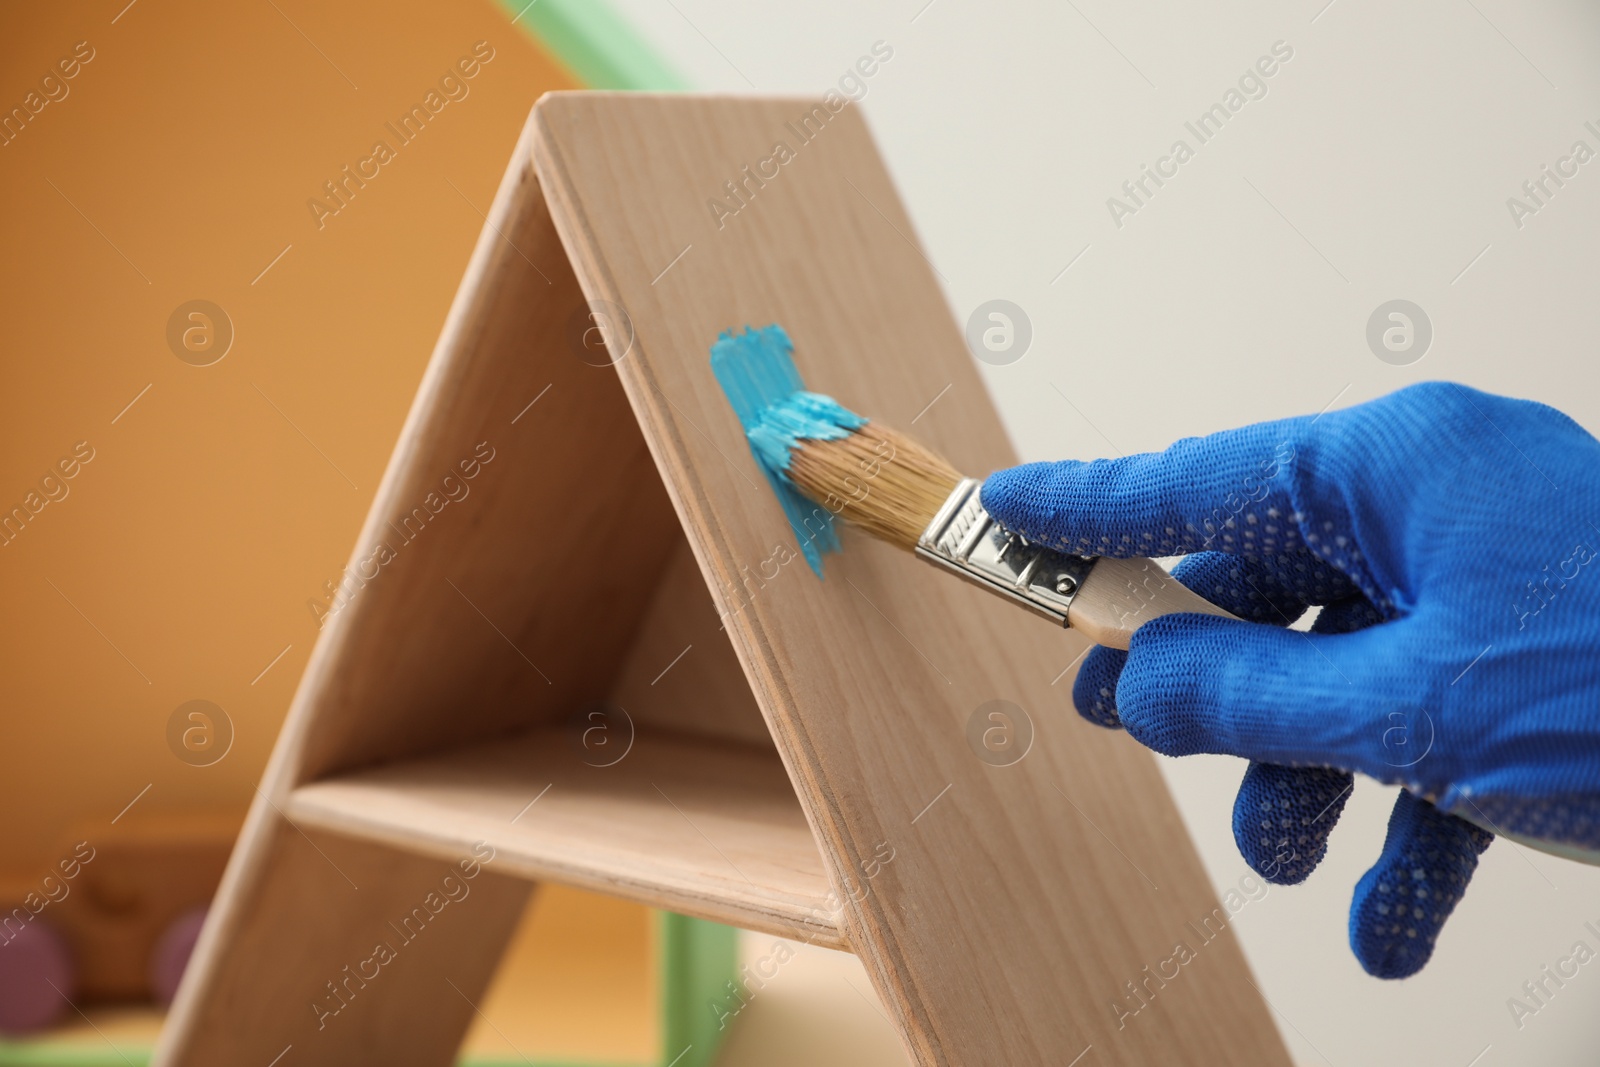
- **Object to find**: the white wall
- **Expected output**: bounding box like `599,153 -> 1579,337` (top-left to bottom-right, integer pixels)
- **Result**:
602,2 -> 1600,1063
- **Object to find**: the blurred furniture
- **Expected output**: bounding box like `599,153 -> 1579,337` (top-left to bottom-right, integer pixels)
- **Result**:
0,814 -> 233,1038
1,885 -> 727,1067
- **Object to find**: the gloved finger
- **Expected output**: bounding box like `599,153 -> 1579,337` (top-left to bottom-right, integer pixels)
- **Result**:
1071,550 -> 1321,728
1077,554 -> 1362,886
1116,612 -> 1413,772
1072,645 -> 1126,728
1349,790 -> 1492,979
1072,553 -> 1377,886
1227,595 -> 1383,884
1233,763 -> 1354,885
1175,551 -> 1354,884
980,415 -> 1316,561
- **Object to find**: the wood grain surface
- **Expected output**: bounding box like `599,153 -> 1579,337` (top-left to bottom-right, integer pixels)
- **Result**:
284,104 -> 682,786
608,536 -> 775,749
533,93 -> 1292,1067
161,93 -> 1292,1067
157,107 -> 675,1067
289,726 -> 842,947
156,818 -> 531,1065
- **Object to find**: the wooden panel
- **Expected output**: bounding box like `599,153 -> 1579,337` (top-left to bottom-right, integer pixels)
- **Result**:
608,535 -> 773,748
533,94 -> 1291,1067
290,109 -> 681,782
159,112 -> 670,1067
154,816 -> 530,1066
288,727 -> 841,948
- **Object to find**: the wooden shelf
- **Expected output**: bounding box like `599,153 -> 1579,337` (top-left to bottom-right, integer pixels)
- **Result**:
286,727 -> 845,949
162,95 -> 1290,1066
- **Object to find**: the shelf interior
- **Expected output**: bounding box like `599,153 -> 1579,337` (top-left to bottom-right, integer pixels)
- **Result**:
286,726 -> 846,950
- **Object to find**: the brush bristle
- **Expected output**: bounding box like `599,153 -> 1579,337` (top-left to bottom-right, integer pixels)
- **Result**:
785,421 -> 964,551
708,322 -> 963,567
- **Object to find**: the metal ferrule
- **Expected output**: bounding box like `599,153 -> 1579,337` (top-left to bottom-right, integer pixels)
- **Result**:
914,479 -> 1098,627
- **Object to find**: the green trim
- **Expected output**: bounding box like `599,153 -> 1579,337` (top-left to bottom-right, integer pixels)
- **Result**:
0,1048 -> 652,1067
494,0 -> 686,90
657,912 -> 739,1067
0,1044 -> 153,1067
0,1046 -> 651,1067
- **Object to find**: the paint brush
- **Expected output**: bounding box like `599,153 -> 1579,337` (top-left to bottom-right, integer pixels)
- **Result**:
712,325 -> 1234,650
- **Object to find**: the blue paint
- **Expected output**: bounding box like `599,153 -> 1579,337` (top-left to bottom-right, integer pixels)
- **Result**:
710,324 -> 866,577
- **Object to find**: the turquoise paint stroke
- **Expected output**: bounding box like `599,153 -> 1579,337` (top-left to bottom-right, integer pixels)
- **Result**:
710,325 -> 865,578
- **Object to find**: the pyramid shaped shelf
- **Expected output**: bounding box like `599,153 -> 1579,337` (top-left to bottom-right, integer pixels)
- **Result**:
155,94 -> 1293,1067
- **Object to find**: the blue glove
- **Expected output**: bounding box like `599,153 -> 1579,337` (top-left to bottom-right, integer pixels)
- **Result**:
981,382 -> 1600,979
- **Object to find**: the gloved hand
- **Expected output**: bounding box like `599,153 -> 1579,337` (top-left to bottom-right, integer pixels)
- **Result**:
980,382 -> 1600,979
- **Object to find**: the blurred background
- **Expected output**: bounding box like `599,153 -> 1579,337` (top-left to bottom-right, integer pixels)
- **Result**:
4,0 -> 1600,1064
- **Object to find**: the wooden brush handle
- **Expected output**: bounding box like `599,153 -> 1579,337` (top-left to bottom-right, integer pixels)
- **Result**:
1067,556 -> 1238,651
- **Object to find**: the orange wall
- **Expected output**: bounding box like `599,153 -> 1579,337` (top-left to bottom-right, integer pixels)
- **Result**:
0,0 -> 575,873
